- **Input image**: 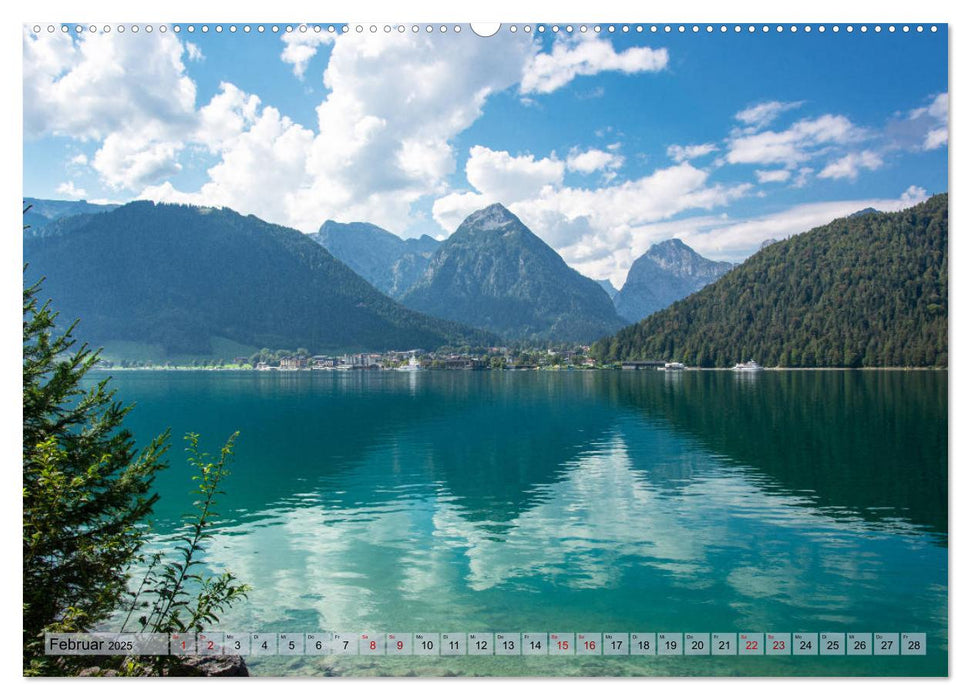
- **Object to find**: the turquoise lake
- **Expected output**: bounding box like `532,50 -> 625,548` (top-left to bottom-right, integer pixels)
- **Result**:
90,369 -> 948,676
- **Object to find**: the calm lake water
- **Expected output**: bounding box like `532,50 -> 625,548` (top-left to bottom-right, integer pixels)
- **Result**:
91,369 -> 948,676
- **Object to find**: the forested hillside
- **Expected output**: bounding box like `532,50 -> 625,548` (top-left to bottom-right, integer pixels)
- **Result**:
592,194 -> 947,367
24,202 -> 496,355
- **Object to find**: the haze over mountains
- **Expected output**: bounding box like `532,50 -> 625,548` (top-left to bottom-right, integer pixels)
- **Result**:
593,194 -> 948,367
24,202 -> 496,356
596,279 -> 619,300
399,204 -> 626,343
310,221 -> 440,298
23,197 -> 117,231
614,239 -> 734,323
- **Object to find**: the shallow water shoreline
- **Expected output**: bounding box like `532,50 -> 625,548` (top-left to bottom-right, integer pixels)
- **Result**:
90,365 -> 948,373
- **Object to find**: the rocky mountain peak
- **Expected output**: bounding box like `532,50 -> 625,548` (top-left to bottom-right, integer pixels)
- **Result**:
614,238 -> 734,323
460,203 -> 519,232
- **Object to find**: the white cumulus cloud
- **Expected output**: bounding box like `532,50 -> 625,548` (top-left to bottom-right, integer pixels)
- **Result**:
886,92 -> 948,153
734,100 -> 804,129
817,150 -> 883,181
94,132 -> 184,190
55,181 -> 86,198
923,128 -> 948,150
185,42 -> 203,62
280,29 -> 335,79
910,93 -> 948,150
465,146 -> 564,201
566,147 -> 624,174
24,28 -> 197,192
194,82 -> 262,153
727,114 -> 865,168
141,104 -> 315,226
142,31 -> 537,231
755,169 -> 791,184
667,143 -> 718,163
23,29 -> 196,141
521,34 -> 668,95
909,92 -> 948,121
792,167 -> 814,188
26,28 -> 679,234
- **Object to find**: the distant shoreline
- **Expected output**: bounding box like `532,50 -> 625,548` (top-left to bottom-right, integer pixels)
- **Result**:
88,366 -> 948,373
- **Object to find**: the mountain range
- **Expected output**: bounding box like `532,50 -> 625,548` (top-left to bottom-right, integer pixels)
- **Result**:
24,202 -> 496,356
614,239 -> 734,323
313,210 -> 732,332
596,279 -> 619,300
399,204 -> 627,343
23,197 -> 118,232
310,221 -> 440,298
592,194 -> 948,367
24,194 -> 945,366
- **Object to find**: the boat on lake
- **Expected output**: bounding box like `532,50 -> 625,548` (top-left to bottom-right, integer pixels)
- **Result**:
732,359 -> 764,372
663,361 -> 686,371
395,355 -> 423,372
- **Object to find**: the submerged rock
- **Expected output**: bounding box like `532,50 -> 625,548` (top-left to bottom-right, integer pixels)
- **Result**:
73,655 -> 250,677
166,655 -> 250,677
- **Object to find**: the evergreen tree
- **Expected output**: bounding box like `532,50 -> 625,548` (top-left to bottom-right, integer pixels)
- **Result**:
23,274 -> 169,673
23,274 -> 249,676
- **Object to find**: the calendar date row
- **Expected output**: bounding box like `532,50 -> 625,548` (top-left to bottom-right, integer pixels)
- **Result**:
46,632 -> 927,657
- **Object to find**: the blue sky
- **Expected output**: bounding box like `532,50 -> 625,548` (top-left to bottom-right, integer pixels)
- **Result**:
23,23 -> 948,286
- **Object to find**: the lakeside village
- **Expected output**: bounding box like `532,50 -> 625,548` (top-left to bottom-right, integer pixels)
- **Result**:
94,346 -> 767,372
97,346 -> 602,372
